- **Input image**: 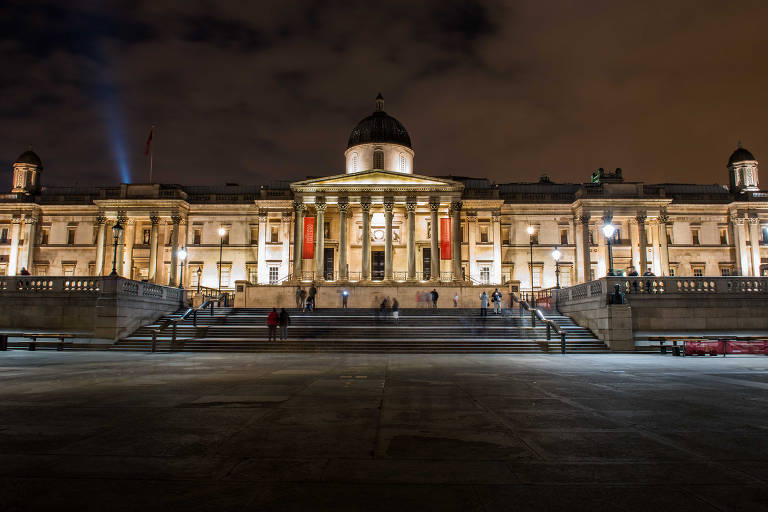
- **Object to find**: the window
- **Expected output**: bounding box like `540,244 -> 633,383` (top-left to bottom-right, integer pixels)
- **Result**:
218,264 -> 231,287
502,227 -> 510,245
692,265 -> 704,277
530,231 -> 538,245
590,265 -> 596,281
0,227 -> 8,243
462,223 -> 467,243
40,228 -> 49,245
668,265 -> 677,276
88,263 -> 96,276
531,264 -> 543,288
691,228 -> 700,246
270,225 -> 279,243
560,228 -> 568,245
0,263 -> 6,276
190,265 -> 202,289
324,222 -> 331,239
666,225 -> 673,245
247,265 -> 258,284
479,225 -> 489,243
35,264 -> 48,276
646,229 -> 653,245
399,153 -> 406,172
167,227 -> 174,246
62,263 -> 76,276
191,228 -> 200,245
142,229 -> 151,245
67,227 -> 76,245
350,152 -> 359,173
480,266 -> 490,284
719,265 -> 733,276
762,226 -> 768,244
560,265 -> 572,287
720,228 -> 728,245
373,149 -> 384,169
269,266 -> 279,284
589,231 -> 595,246
250,226 -> 258,244
502,265 -> 514,284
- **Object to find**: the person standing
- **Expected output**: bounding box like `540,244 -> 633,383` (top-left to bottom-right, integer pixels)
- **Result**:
480,291 -> 489,317
295,286 -> 304,310
453,292 -> 459,308
431,288 -> 439,310
308,283 -> 317,309
392,298 -> 399,324
492,288 -> 502,315
267,307 -> 278,341
19,267 -> 30,275
342,289 -> 349,308
279,308 -> 291,340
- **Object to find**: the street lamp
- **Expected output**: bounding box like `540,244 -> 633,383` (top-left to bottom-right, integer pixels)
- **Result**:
109,221 -> 123,276
196,267 -> 202,294
602,223 -> 616,276
527,225 -> 535,305
177,247 -> 187,288
551,246 -> 562,288
217,227 -> 226,298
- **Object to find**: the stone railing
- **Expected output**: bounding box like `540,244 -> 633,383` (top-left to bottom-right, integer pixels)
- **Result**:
556,276 -> 768,306
0,276 -> 183,301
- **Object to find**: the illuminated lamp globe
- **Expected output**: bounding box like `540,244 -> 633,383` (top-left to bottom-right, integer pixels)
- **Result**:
551,247 -> 562,262
526,225 -> 535,235
218,227 -> 227,237
602,224 -> 616,239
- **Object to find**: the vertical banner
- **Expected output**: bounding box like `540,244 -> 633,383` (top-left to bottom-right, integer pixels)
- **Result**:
302,217 -> 315,259
440,217 -> 451,260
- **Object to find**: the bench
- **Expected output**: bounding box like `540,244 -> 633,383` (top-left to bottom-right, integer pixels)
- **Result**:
18,333 -> 77,351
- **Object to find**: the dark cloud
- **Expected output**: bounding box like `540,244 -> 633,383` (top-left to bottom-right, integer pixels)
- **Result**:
0,0 -> 767,188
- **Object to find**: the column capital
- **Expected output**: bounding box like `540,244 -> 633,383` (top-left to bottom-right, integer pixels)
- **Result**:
150,215 -> 160,225
466,211 -> 477,222
450,200 -> 463,213
578,214 -> 590,225
491,211 -> 501,222
170,214 -> 182,225
293,200 -> 305,212
730,214 -> 745,225
282,211 -> 293,220
96,215 -> 107,225
748,215 -> 760,225
658,213 -> 670,223
23,215 -> 38,225
405,201 -> 416,213
429,199 -> 440,211
117,213 -> 129,225
383,199 -> 394,212
360,199 -> 371,213
11,216 -> 22,224
635,214 -> 647,224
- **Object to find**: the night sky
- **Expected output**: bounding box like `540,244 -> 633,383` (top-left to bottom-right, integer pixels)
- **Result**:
1,0 -> 766,188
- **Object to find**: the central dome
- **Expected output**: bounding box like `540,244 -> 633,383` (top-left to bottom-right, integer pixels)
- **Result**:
347,94 -> 412,149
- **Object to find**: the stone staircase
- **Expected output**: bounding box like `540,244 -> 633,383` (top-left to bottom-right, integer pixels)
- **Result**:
114,307 -> 608,353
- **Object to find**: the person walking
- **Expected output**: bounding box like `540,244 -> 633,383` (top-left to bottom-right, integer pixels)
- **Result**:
480,291 -> 489,317
492,288 -> 502,315
308,283 -> 317,309
278,308 -> 291,340
379,297 -> 389,322
431,288 -> 439,310
295,286 -> 305,310
392,298 -> 399,324
342,289 -> 349,308
267,307 -> 279,341
453,292 -> 459,308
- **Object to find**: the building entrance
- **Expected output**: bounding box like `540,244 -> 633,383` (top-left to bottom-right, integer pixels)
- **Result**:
422,248 -> 439,280
371,251 -> 385,281
323,248 -> 334,280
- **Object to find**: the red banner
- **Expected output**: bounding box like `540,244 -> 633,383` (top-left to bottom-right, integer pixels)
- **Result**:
440,218 -> 451,260
302,217 -> 315,259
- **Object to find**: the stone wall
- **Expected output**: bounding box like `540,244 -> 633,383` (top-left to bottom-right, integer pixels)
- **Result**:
0,276 -> 183,341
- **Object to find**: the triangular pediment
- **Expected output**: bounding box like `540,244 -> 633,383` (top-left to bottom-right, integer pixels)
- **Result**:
291,170 -> 464,193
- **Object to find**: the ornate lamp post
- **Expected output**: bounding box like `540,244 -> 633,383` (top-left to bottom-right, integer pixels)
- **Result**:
196,267 -> 202,294
602,223 -> 616,276
551,246 -> 562,288
217,227 -> 226,298
109,221 -> 123,276
526,225 -> 535,304
177,247 -> 187,288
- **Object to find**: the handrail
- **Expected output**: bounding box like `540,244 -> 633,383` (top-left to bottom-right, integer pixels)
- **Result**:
513,292 -> 567,353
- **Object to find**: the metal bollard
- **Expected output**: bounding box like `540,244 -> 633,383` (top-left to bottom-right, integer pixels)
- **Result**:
172,322 -> 177,342
29,340 -> 36,351
546,324 -> 551,340
210,303 -> 214,317
193,310 -> 197,327
0,334 -> 7,351
151,331 -> 157,353
531,310 -> 536,327
560,332 -> 566,354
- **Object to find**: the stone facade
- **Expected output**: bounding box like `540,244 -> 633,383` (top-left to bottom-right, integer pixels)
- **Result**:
1,98 -> 767,291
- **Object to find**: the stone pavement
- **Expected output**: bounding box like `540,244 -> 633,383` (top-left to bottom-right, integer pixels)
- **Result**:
1,352 -> 767,511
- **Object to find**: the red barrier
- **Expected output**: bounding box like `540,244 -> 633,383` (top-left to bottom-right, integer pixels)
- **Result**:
726,340 -> 768,355
684,339 -> 768,356
685,340 -> 723,356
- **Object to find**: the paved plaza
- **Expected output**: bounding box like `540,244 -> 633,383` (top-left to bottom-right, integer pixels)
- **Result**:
1,352 -> 767,511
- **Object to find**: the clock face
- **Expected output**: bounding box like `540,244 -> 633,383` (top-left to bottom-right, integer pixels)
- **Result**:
373,229 -> 384,241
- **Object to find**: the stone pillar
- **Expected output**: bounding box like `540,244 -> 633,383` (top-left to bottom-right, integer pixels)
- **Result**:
116,213 -> 127,277
293,201 -> 304,279
450,201 -> 462,281
148,215 -> 159,282
95,215 -> 106,276
492,211 -> 502,284
649,220 -> 661,275
8,216 -> 21,276
467,212 -> 477,281
314,198 -> 326,281
571,216 -> 581,282
281,211 -> 291,280
406,199 -> 416,280
749,216 -> 761,277
637,214 -> 648,274
338,199 -> 349,280
579,215 -> 591,282
658,214 -> 669,276
257,211 -> 268,284
361,199 -> 371,280
429,199 -> 440,281
731,215 -> 749,276
169,214 -> 181,286
23,216 -> 37,272
384,199 -> 394,280
123,220 -> 136,279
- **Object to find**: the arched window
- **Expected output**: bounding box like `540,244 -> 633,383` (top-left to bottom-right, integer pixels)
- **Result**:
399,153 -> 406,172
350,152 -> 359,173
373,149 -> 384,169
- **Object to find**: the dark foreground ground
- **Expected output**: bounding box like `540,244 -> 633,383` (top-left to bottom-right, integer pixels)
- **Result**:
1,352 -> 767,511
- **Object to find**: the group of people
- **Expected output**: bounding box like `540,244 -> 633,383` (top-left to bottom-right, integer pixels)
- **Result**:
295,284 -> 318,312
377,297 -> 400,323
266,307 -> 291,341
415,288 -> 440,309
478,288 -> 504,317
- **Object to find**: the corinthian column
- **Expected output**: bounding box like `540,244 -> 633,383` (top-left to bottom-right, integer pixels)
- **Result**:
293,201 -> 304,279
116,213 -> 128,277
384,198 -> 394,281
314,198 -> 326,280
95,215 -> 106,276
450,201 -> 462,281
169,214 -> 181,286
123,219 -> 136,279
731,215 -> 748,276
338,199 -> 349,280
749,216 -> 761,277
406,199 -> 416,280
23,215 -> 37,272
579,215 -> 591,282
492,211 -> 501,284
658,213 -> 669,276
429,199 -> 440,281
636,214 -> 648,274
361,199 -> 371,280
8,216 -> 21,276
148,215 -> 159,282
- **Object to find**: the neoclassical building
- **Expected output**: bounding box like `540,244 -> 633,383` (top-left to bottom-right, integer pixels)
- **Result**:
1,96 -> 767,293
